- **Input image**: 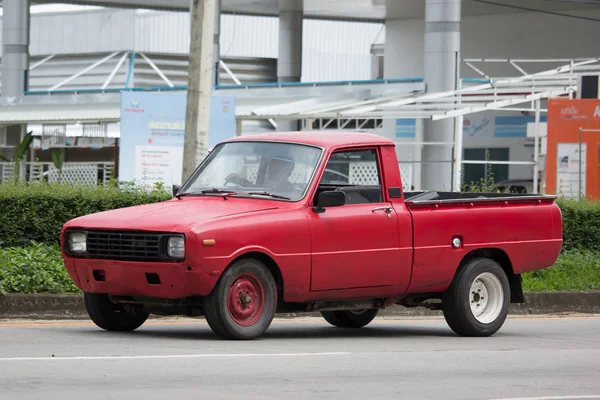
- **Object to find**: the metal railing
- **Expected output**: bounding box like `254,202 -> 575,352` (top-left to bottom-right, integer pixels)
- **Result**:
0,162 -> 115,186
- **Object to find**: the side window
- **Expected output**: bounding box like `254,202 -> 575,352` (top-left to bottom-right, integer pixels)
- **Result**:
318,149 -> 383,204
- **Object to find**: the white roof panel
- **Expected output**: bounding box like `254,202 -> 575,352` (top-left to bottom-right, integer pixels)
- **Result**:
0,103 -> 120,124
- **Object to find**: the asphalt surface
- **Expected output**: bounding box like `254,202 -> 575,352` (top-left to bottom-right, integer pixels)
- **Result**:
1,315 -> 600,400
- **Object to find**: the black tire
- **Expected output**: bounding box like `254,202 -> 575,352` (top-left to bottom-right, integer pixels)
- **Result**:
442,258 -> 510,337
321,309 -> 379,328
84,292 -> 149,332
204,258 -> 277,340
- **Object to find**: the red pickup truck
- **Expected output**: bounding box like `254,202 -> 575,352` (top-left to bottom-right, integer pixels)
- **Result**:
61,131 -> 563,340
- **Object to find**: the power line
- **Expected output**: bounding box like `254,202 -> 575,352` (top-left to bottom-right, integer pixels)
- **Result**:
468,0 -> 600,22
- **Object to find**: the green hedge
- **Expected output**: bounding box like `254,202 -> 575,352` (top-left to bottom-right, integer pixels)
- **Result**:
1,182 -> 600,252
0,182 -> 172,248
556,197 -> 600,252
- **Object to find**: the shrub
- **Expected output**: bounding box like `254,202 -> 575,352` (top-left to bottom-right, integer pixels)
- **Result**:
0,181 -> 172,248
0,243 -> 80,294
555,197 -> 600,252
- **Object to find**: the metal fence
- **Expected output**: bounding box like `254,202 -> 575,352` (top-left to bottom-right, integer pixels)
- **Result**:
0,162 -> 115,186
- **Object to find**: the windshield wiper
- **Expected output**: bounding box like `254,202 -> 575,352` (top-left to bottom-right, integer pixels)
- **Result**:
176,188 -> 237,200
200,188 -> 237,195
175,191 -> 194,200
246,191 -> 291,200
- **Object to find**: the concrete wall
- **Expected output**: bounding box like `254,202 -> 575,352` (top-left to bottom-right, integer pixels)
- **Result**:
384,8 -> 600,79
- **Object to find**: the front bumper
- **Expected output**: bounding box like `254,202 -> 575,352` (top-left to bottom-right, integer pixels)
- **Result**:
64,258 -> 215,299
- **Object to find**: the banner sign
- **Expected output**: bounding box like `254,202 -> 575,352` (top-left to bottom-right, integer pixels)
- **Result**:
556,142 -> 586,198
463,115 -> 547,139
119,91 -> 236,190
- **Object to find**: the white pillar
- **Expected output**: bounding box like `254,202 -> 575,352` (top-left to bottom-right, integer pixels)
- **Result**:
533,100 -> 541,194
304,118 -> 314,130
452,78 -> 464,192
1,0 -> 30,98
19,125 -> 27,181
236,119 -> 243,137
414,120 -> 423,191
278,0 -> 302,83
421,0 -> 461,191
212,0 -> 221,87
277,0 -> 303,131
452,115 -> 464,191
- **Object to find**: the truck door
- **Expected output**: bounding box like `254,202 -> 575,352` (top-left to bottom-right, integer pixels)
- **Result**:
309,148 -> 404,291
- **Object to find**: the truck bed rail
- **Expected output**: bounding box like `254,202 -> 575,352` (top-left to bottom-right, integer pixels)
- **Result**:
404,191 -> 557,206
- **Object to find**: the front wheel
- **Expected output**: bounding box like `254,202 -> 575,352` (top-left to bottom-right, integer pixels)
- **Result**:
442,258 -> 510,337
321,309 -> 379,328
204,258 -> 277,340
84,293 -> 149,332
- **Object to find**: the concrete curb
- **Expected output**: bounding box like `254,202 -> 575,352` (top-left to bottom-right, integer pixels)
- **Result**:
1,291 -> 600,320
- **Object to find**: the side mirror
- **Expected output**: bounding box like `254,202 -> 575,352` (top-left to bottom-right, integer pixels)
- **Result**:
172,184 -> 181,197
313,190 -> 345,213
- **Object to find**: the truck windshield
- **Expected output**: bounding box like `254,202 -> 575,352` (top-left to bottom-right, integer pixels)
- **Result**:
179,141 -> 323,201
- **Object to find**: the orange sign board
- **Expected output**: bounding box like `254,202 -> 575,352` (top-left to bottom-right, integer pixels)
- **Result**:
546,99 -> 600,198
548,99 -> 600,125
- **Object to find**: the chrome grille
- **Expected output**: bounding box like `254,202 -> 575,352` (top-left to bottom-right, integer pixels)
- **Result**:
86,231 -> 162,261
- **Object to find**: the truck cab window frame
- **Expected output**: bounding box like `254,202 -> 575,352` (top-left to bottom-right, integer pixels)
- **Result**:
314,148 -> 384,206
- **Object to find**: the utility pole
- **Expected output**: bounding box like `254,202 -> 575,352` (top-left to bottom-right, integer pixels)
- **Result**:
182,0 -> 215,183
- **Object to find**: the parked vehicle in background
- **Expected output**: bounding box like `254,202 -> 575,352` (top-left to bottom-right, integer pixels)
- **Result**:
61,131 -> 563,340
495,179 -> 540,194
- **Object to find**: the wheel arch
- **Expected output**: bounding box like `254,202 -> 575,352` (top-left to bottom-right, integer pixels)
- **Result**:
226,251 -> 284,299
457,248 -> 524,304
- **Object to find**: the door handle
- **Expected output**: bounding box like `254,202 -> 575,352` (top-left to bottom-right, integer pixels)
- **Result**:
371,206 -> 392,217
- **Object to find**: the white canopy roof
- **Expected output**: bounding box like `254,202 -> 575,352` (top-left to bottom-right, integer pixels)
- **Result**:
3,58 -> 598,128
0,103 -> 120,124
238,58 -> 600,121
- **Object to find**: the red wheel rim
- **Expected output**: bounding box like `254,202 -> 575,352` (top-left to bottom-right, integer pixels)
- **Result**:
226,273 -> 265,327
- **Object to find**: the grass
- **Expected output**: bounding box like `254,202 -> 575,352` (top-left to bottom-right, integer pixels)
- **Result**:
0,243 -> 80,294
522,250 -> 600,292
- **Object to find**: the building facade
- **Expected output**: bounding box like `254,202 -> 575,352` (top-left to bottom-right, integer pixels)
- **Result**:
1,0 -> 598,192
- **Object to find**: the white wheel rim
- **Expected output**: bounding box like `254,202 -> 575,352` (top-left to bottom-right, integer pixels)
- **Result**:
468,272 -> 504,324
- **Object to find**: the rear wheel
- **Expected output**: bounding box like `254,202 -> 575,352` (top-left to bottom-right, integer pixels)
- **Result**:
204,258 -> 277,340
84,293 -> 149,332
442,258 -> 510,337
321,309 -> 379,328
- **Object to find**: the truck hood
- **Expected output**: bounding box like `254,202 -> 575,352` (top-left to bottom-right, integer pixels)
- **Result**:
65,197 -> 279,232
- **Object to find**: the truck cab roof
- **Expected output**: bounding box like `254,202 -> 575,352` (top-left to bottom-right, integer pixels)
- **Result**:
225,130 -> 395,150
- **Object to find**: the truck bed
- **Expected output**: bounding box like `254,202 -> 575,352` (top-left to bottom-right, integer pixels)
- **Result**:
401,189 -> 562,294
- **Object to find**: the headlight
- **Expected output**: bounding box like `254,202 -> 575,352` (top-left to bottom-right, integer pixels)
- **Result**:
68,232 -> 87,253
167,236 -> 185,259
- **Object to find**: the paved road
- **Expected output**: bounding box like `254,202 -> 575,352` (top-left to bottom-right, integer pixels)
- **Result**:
1,315 -> 600,400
